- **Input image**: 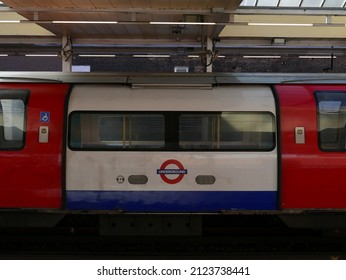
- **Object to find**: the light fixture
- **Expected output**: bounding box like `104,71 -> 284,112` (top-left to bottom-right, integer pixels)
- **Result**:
299,56 -> 336,59
79,54 -> 116,57
248,23 -> 313,27
52,21 -> 118,24
243,55 -> 281,59
150,21 -> 215,25
25,54 -> 58,57
0,20 -> 20,23
133,54 -> 170,58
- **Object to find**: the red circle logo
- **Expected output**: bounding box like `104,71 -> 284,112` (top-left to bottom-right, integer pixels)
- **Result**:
157,159 -> 188,184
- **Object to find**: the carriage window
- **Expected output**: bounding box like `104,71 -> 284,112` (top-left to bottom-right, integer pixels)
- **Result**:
69,112 -> 165,149
315,91 -> 346,151
69,111 -> 275,151
0,90 -> 28,150
179,112 -> 275,151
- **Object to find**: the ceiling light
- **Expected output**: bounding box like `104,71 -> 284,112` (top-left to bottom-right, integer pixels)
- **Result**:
299,56 -> 336,59
0,54 -> 8,57
133,54 -> 170,58
79,54 -> 116,57
243,55 -> 281,58
150,21 -> 215,25
248,23 -> 313,27
25,54 -> 58,57
0,20 -> 21,23
52,21 -> 118,24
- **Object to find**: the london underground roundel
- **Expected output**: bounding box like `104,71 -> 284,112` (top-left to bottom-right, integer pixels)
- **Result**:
157,159 -> 188,184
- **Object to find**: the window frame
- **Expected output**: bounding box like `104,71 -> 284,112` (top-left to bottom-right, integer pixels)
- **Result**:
68,110 -> 276,152
0,89 -> 29,151
178,111 -> 276,151
315,90 -> 346,152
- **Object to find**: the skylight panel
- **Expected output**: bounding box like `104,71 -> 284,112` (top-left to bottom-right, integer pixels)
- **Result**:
257,0 -> 279,6
301,0 -> 324,7
239,0 -> 257,6
279,0 -> 303,6
322,0 -> 346,7
240,0 -> 346,7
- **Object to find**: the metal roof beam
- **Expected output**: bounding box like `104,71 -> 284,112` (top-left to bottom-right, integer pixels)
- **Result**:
0,6 -> 228,15
235,7 -> 346,16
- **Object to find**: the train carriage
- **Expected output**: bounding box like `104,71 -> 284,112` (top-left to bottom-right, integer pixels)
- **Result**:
1,72 -> 346,231
66,84 -> 277,211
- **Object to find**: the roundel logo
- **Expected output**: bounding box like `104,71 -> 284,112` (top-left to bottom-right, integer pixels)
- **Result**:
157,159 -> 188,184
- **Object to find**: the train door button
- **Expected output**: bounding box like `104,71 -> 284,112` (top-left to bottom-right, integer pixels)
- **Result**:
196,175 -> 216,185
295,127 -> 305,144
39,126 -> 49,143
128,175 -> 148,185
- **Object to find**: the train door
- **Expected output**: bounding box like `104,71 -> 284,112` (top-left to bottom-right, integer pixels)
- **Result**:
65,84 -> 278,212
277,84 -> 346,209
0,84 -> 69,208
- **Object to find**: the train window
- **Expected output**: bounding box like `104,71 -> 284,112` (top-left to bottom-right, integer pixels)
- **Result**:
0,90 -> 29,150
69,112 -> 165,150
69,111 -> 275,151
315,91 -> 346,151
179,112 -> 275,151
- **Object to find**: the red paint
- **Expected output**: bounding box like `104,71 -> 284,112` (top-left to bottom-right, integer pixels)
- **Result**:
0,83 -> 69,208
277,84 -> 346,209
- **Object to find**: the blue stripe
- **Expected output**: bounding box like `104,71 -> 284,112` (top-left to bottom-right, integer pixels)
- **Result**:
66,191 -> 277,212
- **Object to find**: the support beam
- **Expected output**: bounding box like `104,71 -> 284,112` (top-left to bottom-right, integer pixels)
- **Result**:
206,37 -> 213,73
61,35 -> 73,72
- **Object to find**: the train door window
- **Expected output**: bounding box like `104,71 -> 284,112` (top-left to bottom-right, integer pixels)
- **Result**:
179,112 -> 275,151
69,112 -> 165,150
315,91 -> 346,151
0,90 -> 29,150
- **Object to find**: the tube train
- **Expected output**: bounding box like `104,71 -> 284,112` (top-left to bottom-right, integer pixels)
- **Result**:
1,72 -> 346,232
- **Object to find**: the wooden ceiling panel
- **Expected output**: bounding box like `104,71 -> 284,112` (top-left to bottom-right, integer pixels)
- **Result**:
89,0 -> 114,8
46,0 -> 77,8
3,0 -> 31,8
0,0 -> 243,42
150,0 -> 170,9
69,0 -> 96,9
169,0 -> 190,9
188,0 -> 212,9
130,0 -> 151,8
5,0 -> 242,10
108,0 -> 132,8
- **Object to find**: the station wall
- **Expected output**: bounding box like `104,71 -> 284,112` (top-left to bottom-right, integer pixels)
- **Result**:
0,55 -> 344,73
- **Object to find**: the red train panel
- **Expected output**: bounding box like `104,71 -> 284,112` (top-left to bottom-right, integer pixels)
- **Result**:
277,84 -> 346,209
0,83 -> 69,208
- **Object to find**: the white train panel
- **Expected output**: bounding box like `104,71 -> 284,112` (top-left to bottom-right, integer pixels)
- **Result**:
65,85 -> 277,211
67,85 -> 275,112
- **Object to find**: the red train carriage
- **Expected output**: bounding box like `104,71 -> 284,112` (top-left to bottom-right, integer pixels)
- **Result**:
277,84 -> 346,209
0,83 -> 69,208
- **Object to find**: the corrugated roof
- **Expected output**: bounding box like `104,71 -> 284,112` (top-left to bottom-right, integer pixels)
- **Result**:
240,0 -> 346,8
